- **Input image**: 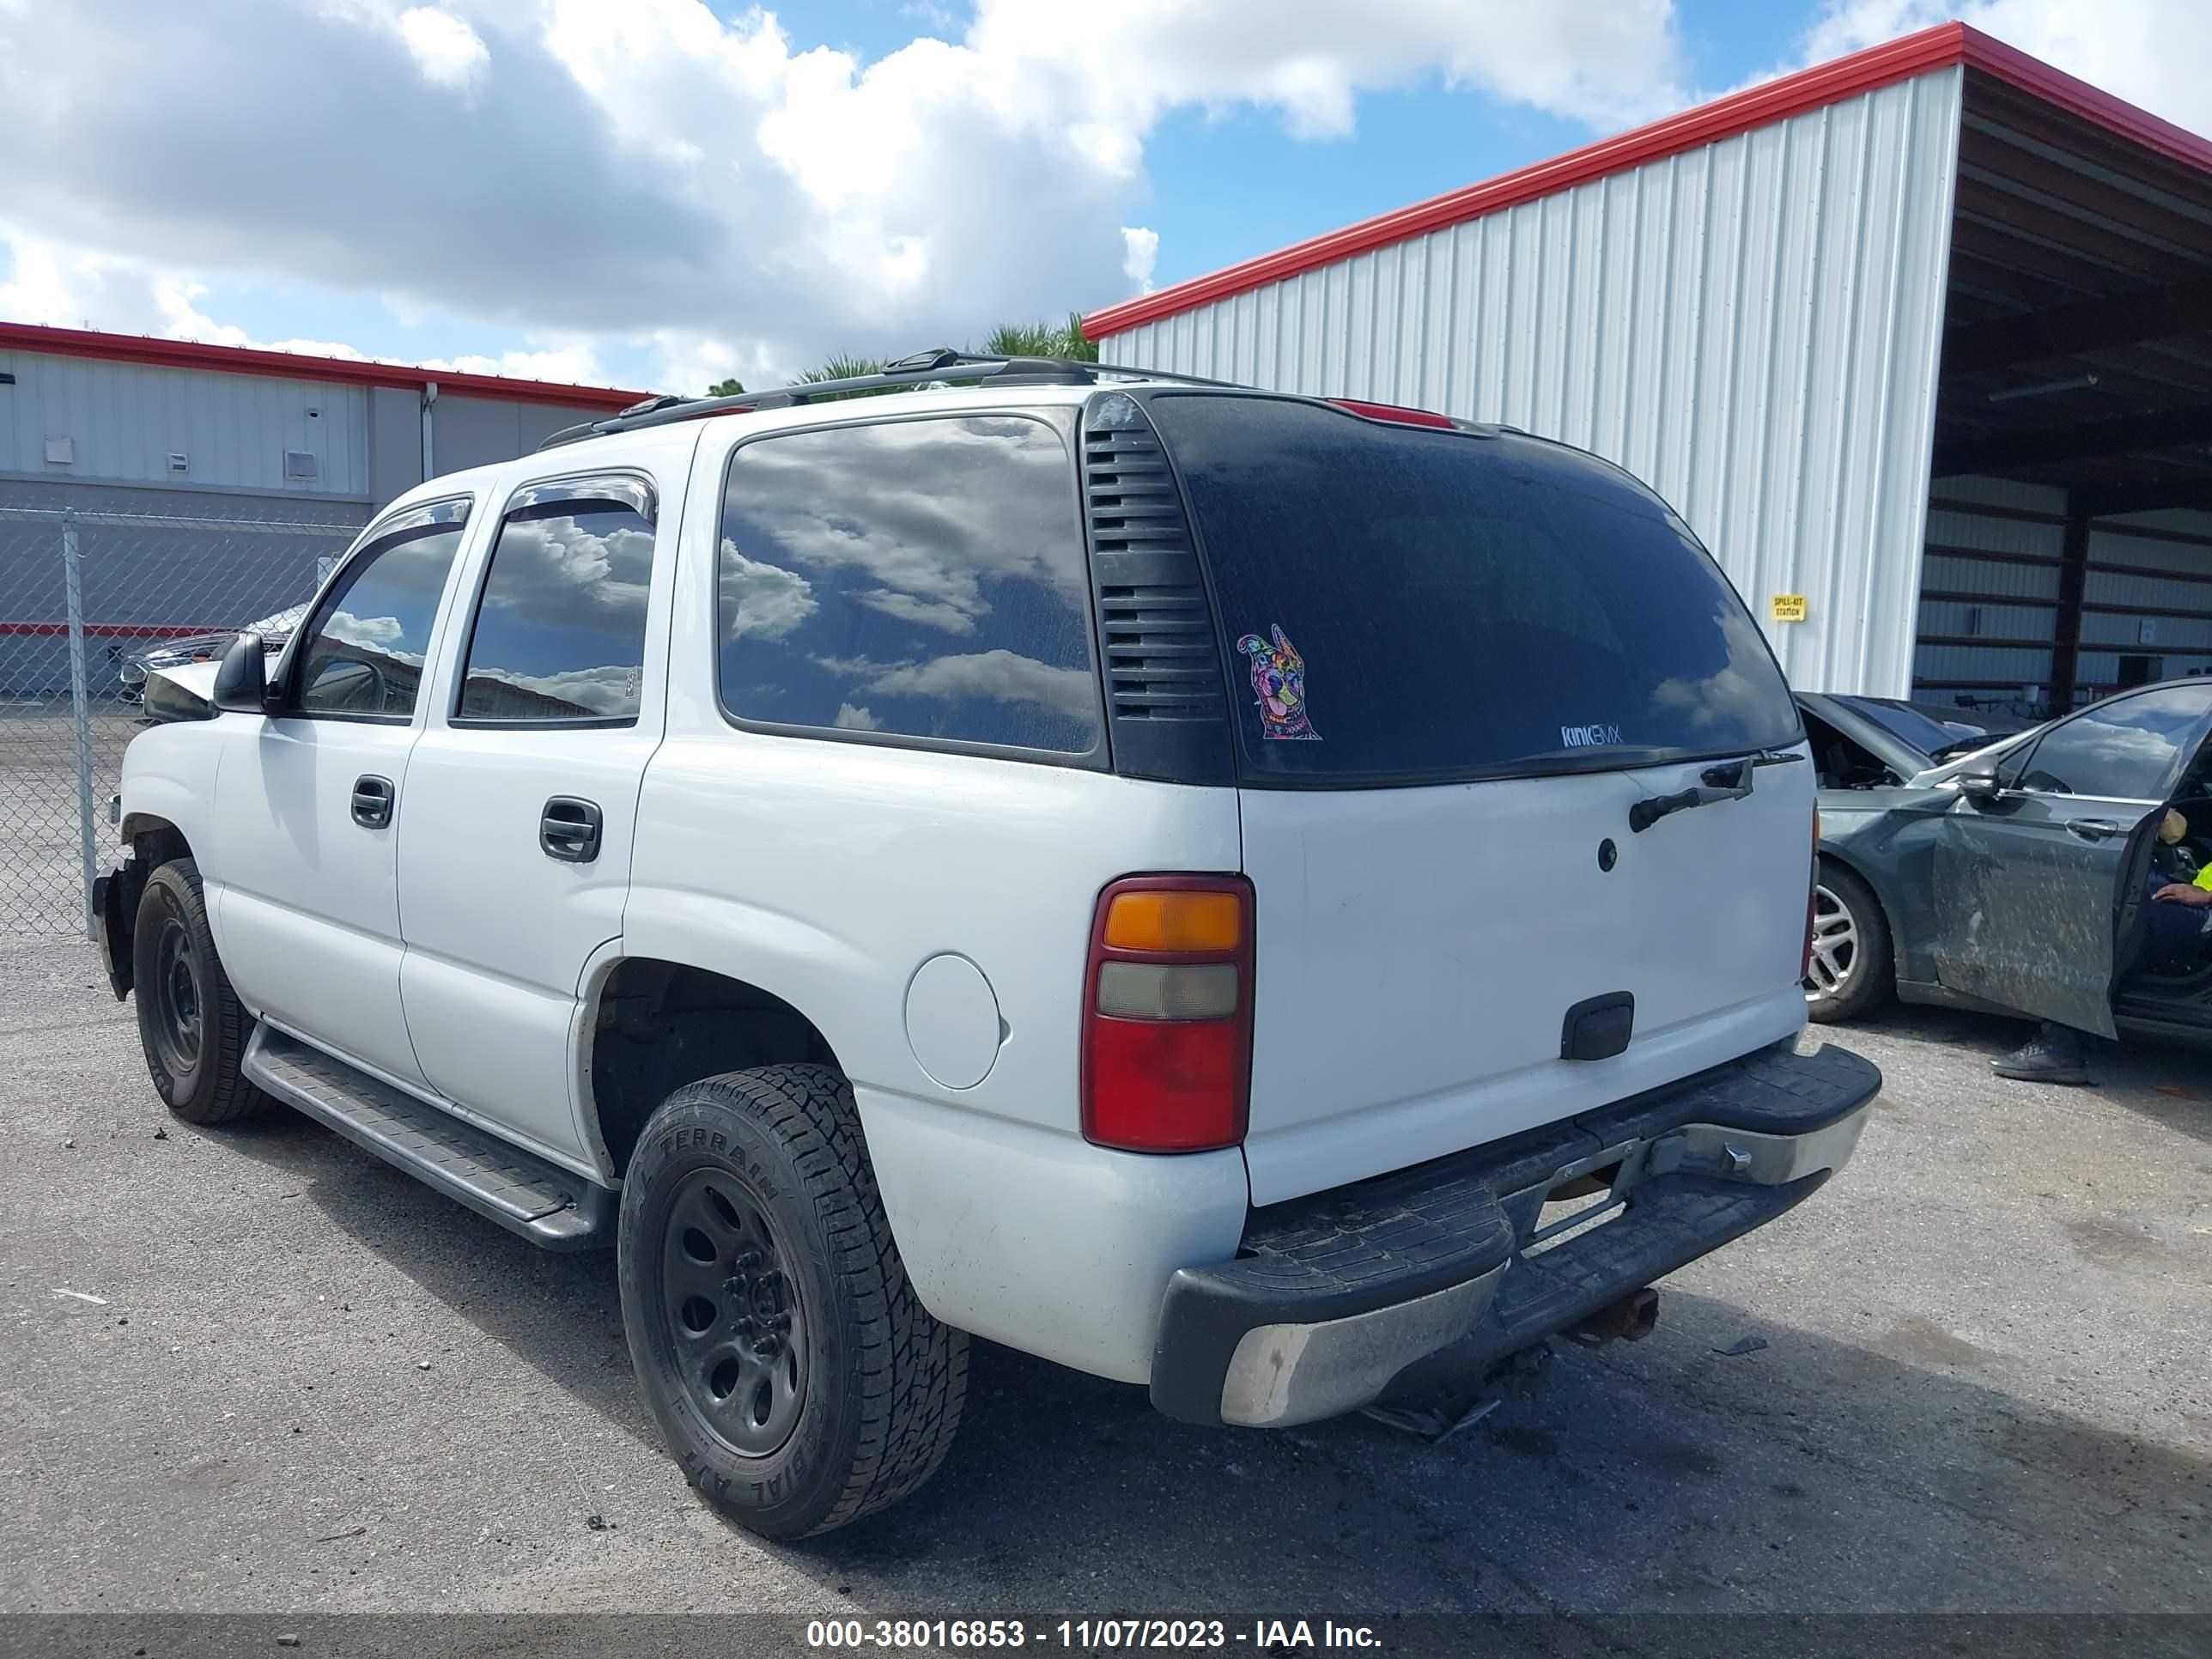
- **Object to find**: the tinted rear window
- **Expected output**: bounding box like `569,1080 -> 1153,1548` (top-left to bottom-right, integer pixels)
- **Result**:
1147,395 -> 1800,781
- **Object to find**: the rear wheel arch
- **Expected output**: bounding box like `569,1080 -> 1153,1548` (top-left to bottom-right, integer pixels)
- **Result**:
581,957 -> 848,1180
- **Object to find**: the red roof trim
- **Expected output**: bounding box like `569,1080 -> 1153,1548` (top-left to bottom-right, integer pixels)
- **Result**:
0,321 -> 646,410
1084,21 -> 2212,340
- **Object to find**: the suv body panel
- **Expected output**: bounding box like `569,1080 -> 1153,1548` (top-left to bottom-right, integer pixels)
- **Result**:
108,375 -> 1874,1405
1238,757 -> 1814,1206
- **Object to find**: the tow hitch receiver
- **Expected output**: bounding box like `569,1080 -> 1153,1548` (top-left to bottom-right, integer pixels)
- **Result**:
1567,1286 -> 1659,1347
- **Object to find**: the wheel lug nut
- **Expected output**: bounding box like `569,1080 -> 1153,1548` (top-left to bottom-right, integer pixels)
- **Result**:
732,1316 -> 756,1334
735,1249 -> 763,1270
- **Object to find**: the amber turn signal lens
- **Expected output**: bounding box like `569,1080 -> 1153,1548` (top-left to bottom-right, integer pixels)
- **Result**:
1102,890 -> 1243,953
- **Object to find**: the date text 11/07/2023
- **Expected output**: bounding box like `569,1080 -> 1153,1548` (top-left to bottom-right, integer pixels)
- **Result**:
805,1619 -> 1384,1650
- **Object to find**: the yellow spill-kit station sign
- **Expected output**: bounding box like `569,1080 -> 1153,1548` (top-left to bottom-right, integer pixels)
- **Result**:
1770,593 -> 1808,623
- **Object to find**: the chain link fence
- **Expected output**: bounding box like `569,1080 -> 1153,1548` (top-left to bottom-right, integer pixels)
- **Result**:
0,507 -> 358,936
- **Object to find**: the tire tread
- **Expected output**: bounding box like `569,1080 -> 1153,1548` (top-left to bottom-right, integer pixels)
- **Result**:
641,1064 -> 966,1536
135,858 -> 270,1126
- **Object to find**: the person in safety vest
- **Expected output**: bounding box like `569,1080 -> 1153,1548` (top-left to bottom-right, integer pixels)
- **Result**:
1994,810 -> 2212,1086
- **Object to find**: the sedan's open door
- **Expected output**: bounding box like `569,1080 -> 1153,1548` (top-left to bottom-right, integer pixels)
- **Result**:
1926,787 -> 2158,1039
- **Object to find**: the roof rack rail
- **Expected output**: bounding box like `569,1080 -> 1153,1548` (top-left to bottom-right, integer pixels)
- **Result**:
535,349 -> 1245,449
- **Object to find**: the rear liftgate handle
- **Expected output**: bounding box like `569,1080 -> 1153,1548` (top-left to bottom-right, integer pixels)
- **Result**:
1628,757 -> 1759,835
540,796 -> 603,864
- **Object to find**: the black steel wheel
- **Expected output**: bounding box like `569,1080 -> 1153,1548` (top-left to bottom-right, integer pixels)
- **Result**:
618,1065 -> 967,1539
131,858 -> 269,1125
660,1169 -> 810,1458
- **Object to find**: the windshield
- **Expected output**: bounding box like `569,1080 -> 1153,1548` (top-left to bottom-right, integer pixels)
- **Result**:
1148,394 -> 1802,784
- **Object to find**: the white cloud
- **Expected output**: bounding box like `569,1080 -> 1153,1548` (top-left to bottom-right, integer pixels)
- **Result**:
0,1 -> 1693,390
1121,227 -> 1160,295
868,647 -> 1096,719
833,702 -> 884,730
397,6 -> 490,90
856,588 -> 980,635
1780,0 -> 2212,137
327,611 -> 405,647
720,542 -> 819,639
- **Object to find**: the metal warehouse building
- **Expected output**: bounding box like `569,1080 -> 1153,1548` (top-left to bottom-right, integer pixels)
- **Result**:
1085,22 -> 2212,719
0,324 -> 640,696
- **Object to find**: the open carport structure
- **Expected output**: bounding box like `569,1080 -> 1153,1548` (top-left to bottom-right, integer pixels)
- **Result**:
1085,23 -> 2212,720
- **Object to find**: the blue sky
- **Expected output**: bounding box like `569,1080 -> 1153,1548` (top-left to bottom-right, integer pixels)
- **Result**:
1,0 -> 2204,395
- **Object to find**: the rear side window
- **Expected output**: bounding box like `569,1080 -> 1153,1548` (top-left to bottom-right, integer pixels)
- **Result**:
457,481 -> 658,725
2004,684 -> 2212,799
715,414 -> 1101,755
1146,395 -> 1801,782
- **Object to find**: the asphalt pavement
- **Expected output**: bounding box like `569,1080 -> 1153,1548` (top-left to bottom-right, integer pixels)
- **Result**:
3,934 -> 2207,1642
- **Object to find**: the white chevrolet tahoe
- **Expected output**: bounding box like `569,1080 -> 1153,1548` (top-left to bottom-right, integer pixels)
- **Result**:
98,351 -> 1879,1539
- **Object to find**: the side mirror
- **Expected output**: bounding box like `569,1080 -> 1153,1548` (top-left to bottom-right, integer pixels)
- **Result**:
210,633 -> 272,714
1957,766 -> 2002,804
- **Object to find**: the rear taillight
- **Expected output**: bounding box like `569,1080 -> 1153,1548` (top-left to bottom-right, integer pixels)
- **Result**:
1802,808 -> 1821,981
1081,875 -> 1255,1153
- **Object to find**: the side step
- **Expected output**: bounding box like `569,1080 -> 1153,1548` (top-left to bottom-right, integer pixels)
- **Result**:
242,1027 -> 615,1250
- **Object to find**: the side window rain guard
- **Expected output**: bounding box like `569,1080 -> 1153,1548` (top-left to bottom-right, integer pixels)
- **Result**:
504,475 -> 657,526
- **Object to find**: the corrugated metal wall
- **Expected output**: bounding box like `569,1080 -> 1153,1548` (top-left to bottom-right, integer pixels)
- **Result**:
2081,510 -> 2212,693
1914,475 -> 2064,715
1911,488 -> 2212,715
0,350 -> 370,497
1098,68 -> 1967,698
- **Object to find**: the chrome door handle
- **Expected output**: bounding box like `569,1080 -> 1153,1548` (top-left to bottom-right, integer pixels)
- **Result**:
2067,818 -> 2121,842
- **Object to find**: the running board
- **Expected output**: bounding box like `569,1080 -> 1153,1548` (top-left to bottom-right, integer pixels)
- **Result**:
242,1027 -> 615,1250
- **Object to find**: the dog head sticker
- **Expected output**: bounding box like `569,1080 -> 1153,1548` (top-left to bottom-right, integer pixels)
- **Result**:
1237,624 -> 1319,741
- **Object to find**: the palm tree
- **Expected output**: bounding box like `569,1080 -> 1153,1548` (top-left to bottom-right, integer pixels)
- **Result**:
982,313 -> 1097,362
706,378 -> 744,397
705,313 -> 1101,399
793,353 -> 895,400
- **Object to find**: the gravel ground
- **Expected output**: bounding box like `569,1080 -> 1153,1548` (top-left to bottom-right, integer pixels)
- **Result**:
2,935 -> 2207,1644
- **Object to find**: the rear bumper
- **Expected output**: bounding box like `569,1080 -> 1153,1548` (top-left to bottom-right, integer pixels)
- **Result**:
1149,1041 -> 1880,1428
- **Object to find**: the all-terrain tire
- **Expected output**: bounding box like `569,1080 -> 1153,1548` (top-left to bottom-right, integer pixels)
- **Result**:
131,858 -> 270,1125
618,1064 -> 968,1539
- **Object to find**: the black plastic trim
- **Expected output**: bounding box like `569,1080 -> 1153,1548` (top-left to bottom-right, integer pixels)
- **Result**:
95,867 -> 137,1000
447,714 -> 638,732
540,795 -> 604,863
1079,392 -> 1236,786
1560,991 -> 1635,1060
269,710 -> 413,728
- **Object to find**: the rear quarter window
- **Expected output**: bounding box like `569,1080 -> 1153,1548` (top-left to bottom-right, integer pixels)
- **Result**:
714,413 -> 1102,757
1146,394 -> 1801,783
